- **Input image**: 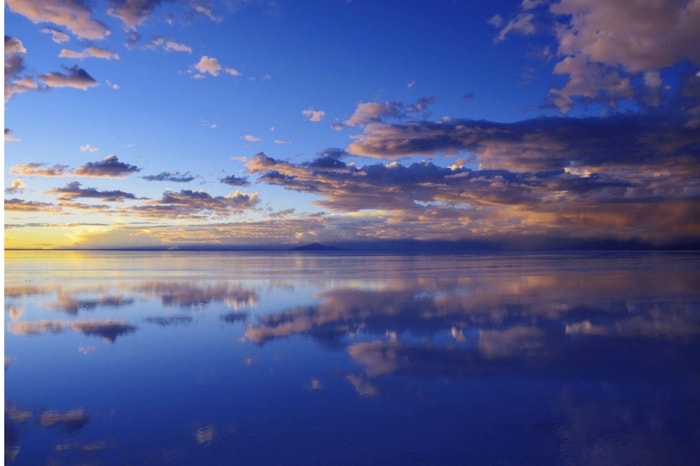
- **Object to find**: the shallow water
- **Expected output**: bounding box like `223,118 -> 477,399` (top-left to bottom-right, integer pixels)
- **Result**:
5,250 -> 700,465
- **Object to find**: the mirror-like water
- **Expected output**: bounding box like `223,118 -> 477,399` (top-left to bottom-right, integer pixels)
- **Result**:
5,250 -> 700,465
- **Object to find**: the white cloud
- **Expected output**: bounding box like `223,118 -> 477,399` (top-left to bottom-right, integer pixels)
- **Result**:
302,108 -> 326,122
6,0 -> 110,40
40,27 -> 70,43
59,47 -> 120,60
225,67 -> 241,76
165,40 -> 192,53
80,144 -> 98,152
195,56 -> 222,76
243,135 -> 262,142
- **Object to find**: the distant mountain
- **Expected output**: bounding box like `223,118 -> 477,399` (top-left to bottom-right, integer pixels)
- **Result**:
289,242 -> 342,252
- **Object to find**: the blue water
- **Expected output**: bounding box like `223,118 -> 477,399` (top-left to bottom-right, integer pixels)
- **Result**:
5,250 -> 700,465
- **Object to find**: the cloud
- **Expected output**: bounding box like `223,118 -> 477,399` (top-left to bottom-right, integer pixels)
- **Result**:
46,181 -> 140,202
5,36 -> 39,102
142,171 -> 195,182
9,162 -> 69,176
38,65 -> 98,90
4,198 -> 58,212
220,175 -> 251,186
247,110 -> 700,244
107,0 -> 162,30
302,108 -> 326,122
73,155 -> 141,177
80,143 -> 98,152
7,319 -> 137,343
243,134 -> 262,142
141,281 -> 257,309
40,27 -> 70,43
38,409 -> 90,433
5,179 -> 26,195
164,40 -> 192,53
59,46 -> 120,60
134,189 -> 259,219
194,5 -> 223,22
5,128 -> 21,142
493,12 -> 536,43
544,0 -> 700,112
345,97 -> 436,126
195,56 -> 222,76
6,0 -> 110,40
143,315 -> 193,326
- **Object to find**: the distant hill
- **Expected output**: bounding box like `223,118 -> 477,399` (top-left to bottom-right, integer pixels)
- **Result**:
289,242 -> 342,252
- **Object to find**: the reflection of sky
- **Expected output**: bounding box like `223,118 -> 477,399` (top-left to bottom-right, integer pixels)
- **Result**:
5,251 -> 700,464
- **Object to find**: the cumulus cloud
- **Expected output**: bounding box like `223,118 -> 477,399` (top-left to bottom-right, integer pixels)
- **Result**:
73,155 -> 140,177
107,0 -> 162,30
5,179 -> 26,195
6,0 -> 110,40
59,46 -> 120,60
80,143 -> 98,152
134,189 -> 259,219
247,110 -> 700,243
220,175 -> 250,186
46,181 -> 140,202
195,56 -> 222,76
142,171 -> 195,182
38,65 -> 98,90
302,108 -> 326,122
345,97 -> 435,126
5,36 -> 39,102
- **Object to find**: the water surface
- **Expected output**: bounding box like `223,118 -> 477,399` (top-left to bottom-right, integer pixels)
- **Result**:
5,250 -> 700,465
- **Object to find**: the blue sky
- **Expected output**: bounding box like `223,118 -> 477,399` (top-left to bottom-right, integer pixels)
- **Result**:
4,0 -> 700,248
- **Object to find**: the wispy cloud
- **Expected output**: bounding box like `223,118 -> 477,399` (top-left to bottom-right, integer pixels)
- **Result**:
9,163 -> 69,177
142,171 -> 195,183
46,181 -> 140,202
5,128 -> 21,142
243,134 -> 262,142
59,46 -> 120,60
4,36 -> 38,102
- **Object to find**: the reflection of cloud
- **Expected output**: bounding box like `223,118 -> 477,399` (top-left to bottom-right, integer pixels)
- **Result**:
143,315 -> 193,327
142,282 -> 258,309
8,319 -> 137,343
195,425 -> 217,445
220,312 -> 248,323
346,374 -> 379,396
49,292 -> 135,314
477,326 -> 544,358
38,409 -> 90,433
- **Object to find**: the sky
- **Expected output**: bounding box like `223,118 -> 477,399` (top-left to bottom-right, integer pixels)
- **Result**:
4,0 -> 700,249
